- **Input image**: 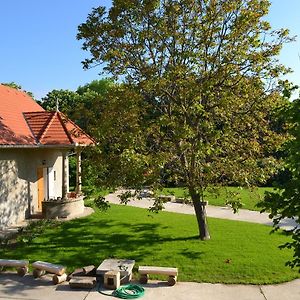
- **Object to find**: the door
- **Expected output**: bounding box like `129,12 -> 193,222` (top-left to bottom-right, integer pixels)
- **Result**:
48,167 -> 58,199
37,167 -> 44,210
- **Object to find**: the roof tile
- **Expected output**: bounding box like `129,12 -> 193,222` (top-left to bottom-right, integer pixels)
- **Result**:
0,85 -> 95,146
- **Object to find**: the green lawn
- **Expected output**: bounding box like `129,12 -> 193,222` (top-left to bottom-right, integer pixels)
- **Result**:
161,187 -> 273,211
1,204 -> 298,284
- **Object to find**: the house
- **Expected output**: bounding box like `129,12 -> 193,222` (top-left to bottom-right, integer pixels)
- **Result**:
0,84 -> 94,228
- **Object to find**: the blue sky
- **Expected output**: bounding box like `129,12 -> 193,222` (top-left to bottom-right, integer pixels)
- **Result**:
0,0 -> 299,100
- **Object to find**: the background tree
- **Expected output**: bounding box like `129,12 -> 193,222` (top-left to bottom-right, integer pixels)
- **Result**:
40,89 -> 78,114
259,82 -> 300,270
78,0 -> 291,240
40,79 -> 113,132
75,79 -> 114,131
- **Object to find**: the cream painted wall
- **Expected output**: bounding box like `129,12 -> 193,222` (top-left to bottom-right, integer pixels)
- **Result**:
0,148 -> 69,228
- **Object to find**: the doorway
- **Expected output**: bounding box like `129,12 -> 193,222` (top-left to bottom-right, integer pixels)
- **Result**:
37,167 -> 44,210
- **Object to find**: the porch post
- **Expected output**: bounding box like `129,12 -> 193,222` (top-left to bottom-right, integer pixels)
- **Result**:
75,148 -> 82,195
62,151 -> 69,199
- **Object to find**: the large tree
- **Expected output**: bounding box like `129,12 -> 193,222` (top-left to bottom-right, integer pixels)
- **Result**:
259,82 -> 300,270
78,0 -> 291,240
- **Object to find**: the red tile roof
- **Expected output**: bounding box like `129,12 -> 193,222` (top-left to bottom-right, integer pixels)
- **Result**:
0,85 -> 43,145
59,113 -> 95,146
0,84 -> 94,146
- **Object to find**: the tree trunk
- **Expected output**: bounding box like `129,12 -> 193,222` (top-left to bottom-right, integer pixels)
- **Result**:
190,190 -> 210,240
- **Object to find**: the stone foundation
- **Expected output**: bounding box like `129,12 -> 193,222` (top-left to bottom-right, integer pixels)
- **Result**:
42,197 -> 84,219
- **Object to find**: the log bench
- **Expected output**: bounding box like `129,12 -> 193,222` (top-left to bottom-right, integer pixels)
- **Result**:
138,266 -> 178,286
32,261 -> 67,284
67,265 -> 96,280
0,259 -> 29,276
68,265 -> 96,289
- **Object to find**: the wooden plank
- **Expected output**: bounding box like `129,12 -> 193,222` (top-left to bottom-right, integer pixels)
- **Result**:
67,268 -> 85,280
138,266 -> 178,276
96,259 -> 135,277
0,259 -> 29,268
69,276 -> 96,289
32,261 -> 65,275
67,266 -> 95,280
82,265 -> 95,275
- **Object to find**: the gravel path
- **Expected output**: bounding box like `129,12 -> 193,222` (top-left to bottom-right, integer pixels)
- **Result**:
105,191 -> 299,230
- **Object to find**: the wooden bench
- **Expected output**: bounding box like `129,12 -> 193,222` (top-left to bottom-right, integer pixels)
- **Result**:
158,195 -> 176,202
0,259 -> 29,276
69,276 -> 97,289
138,266 -> 178,286
68,265 -> 96,280
32,261 -> 67,284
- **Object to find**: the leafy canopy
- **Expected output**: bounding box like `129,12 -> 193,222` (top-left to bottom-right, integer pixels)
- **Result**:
78,0 -> 290,190
78,0 -> 292,239
259,83 -> 300,270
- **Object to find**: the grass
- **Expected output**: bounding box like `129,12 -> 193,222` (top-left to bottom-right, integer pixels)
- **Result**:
161,186 -> 273,211
1,204 -> 298,284
85,187 -> 113,198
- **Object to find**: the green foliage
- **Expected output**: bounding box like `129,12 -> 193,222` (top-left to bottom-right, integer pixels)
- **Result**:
78,0 -> 291,239
40,79 -> 114,132
0,204 -> 298,284
94,195 -> 111,211
259,88 -> 300,270
74,79 -> 114,131
2,82 -> 22,90
69,155 -> 77,188
77,79 -> 114,95
40,89 -> 78,113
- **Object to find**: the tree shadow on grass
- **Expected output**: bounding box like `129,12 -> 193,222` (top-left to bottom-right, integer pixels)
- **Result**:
0,216 -> 202,275
180,248 -> 204,260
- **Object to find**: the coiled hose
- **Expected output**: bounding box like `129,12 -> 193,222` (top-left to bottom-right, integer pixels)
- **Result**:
99,283 -> 145,299
113,284 -> 145,299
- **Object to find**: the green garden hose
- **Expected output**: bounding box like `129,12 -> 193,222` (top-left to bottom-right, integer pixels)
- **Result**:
113,284 -> 145,299
98,283 -> 145,299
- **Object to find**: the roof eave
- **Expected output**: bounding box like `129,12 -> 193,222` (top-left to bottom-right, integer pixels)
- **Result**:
0,144 -> 76,149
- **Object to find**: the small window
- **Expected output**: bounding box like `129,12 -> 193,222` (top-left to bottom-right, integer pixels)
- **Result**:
54,171 -> 56,181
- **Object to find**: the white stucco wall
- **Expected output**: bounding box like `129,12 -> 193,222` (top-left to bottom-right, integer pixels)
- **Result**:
0,148 -> 69,228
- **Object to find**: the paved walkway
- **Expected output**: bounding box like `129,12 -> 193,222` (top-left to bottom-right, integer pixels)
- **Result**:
105,191 -> 299,230
0,273 -> 299,300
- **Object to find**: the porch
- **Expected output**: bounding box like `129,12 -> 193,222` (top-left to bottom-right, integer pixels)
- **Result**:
36,147 -> 86,220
